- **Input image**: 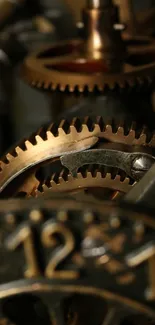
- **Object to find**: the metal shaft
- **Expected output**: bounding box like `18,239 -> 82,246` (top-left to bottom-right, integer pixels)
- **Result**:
87,0 -> 112,8
117,0 -> 137,35
83,0 -> 125,67
124,163 -> 155,209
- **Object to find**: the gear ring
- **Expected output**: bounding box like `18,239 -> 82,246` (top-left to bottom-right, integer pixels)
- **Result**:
22,166 -> 135,200
21,39 -> 155,93
22,1 -> 155,93
21,0 -> 155,93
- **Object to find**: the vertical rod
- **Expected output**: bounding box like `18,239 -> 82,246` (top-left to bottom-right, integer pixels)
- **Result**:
118,0 -> 137,35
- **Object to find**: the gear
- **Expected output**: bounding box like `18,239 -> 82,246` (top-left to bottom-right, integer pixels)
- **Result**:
0,116 -> 155,196
21,39 -> 155,93
21,0 -> 155,93
28,166 -> 135,201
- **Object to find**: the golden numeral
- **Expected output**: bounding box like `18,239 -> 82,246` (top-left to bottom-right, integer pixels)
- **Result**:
5,224 -> 41,278
41,223 -> 79,279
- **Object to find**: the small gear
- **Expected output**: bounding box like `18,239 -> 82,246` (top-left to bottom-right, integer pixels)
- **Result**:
21,0 -> 155,93
28,166 -> 135,201
0,116 -> 155,197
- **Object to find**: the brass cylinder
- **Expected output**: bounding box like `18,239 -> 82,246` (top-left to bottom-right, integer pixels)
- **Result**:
118,0 -> 137,35
82,0 -> 126,68
87,0 -> 113,8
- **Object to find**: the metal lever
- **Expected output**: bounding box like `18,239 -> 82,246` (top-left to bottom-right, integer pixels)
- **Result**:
61,148 -> 155,181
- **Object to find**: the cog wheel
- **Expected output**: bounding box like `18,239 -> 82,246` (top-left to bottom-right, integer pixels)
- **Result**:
25,166 -> 135,201
0,117 -> 155,197
22,39 -> 155,93
21,0 -> 155,93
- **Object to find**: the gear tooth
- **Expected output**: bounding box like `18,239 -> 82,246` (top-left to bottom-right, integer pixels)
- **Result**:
93,123 -> 101,134
115,174 -> 121,181
58,127 -> 66,136
70,85 -> 75,93
59,84 -> 65,92
6,153 -> 14,161
58,176 -> 65,184
42,184 -> 50,192
68,174 -> 73,181
77,172 -> 83,179
127,129 -> 136,142
25,140 -> 33,150
81,123 -> 89,133
139,134 -> 147,145
35,135 -> 44,143
69,125 -> 78,136
49,179 -> 56,188
96,171 -> 102,178
87,171 -> 92,178
46,130 -> 55,139
31,80 -> 36,86
116,126 -> 124,136
15,146 -> 23,155
105,123 -> 112,133
123,177 -> 130,185
140,125 -> 148,136
106,173 -> 112,180
51,83 -> 57,91
44,82 -> 49,89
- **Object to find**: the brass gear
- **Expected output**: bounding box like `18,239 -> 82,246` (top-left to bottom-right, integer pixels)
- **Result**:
22,39 -> 155,93
21,0 -> 155,93
28,166 -> 135,201
0,117 -> 155,196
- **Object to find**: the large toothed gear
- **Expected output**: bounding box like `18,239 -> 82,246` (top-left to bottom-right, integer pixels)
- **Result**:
21,40 -> 155,93
0,116 -> 155,198
21,0 -> 155,93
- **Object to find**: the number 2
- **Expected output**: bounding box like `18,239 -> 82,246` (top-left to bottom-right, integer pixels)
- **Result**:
42,222 -> 78,279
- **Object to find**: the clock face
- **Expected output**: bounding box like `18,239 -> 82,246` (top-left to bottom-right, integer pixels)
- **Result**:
0,199 -> 155,320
